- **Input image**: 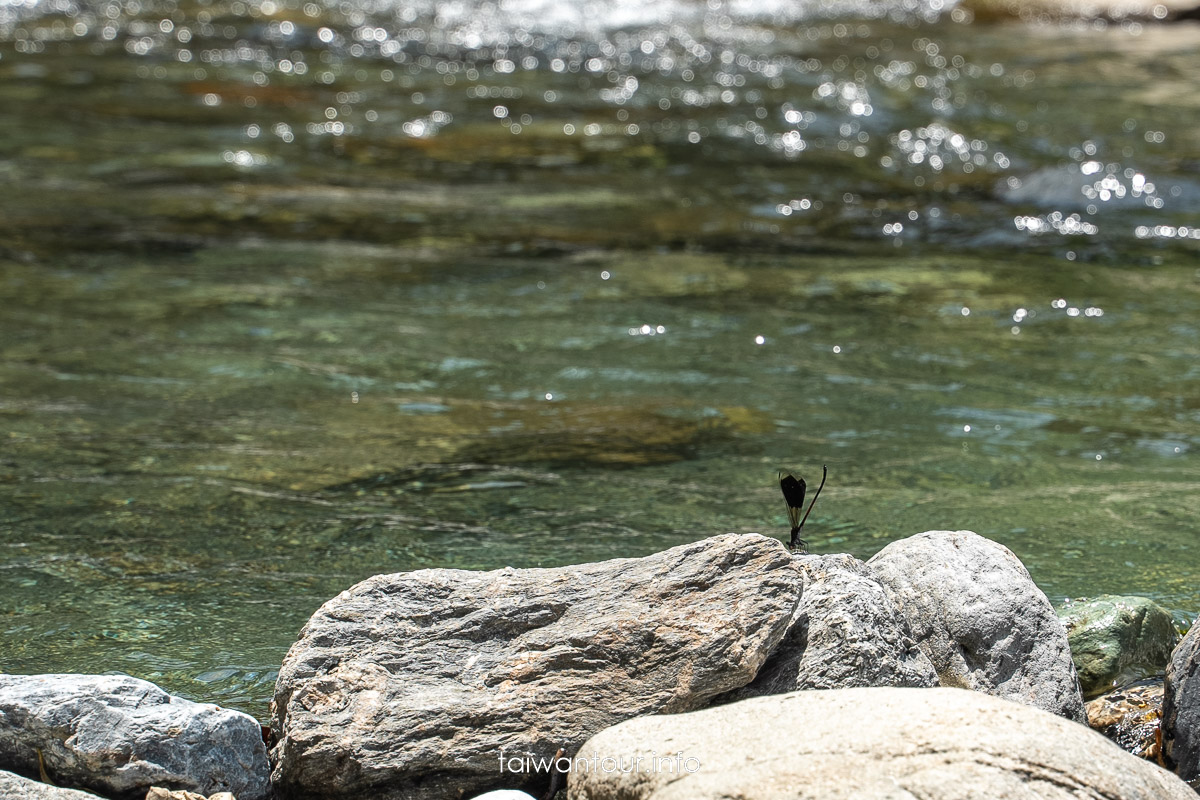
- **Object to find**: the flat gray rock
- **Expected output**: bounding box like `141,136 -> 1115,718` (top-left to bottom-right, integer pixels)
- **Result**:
867,530 -> 1086,722
0,769 -> 102,800
270,532 -> 802,800
718,553 -> 937,702
570,686 -> 1195,799
0,674 -> 270,800
1163,617 -> 1200,784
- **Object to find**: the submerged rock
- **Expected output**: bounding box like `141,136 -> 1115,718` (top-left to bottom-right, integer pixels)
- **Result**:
452,403 -> 734,468
571,686 -> 1193,800
1086,680 -> 1164,761
867,530 -> 1086,722
0,674 -> 270,800
269,533 -> 801,800
1162,617 -> 1200,784
1058,594 -> 1178,698
0,769 -> 103,799
718,552 -> 938,702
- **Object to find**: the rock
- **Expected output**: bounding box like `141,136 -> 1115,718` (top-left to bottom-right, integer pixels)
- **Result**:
145,789 -> 238,800
963,0 -> 1200,22
1162,616 -> 1200,784
1086,679 -> 1163,761
467,792 -> 538,800
0,769 -> 103,799
717,553 -> 938,702
1058,595 -> 1178,697
270,532 -> 802,800
144,790 -> 206,800
866,530 -> 1086,722
570,686 -> 1195,799
0,674 -> 270,800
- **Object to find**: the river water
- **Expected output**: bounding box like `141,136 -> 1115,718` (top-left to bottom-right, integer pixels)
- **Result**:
1,0 -> 1199,717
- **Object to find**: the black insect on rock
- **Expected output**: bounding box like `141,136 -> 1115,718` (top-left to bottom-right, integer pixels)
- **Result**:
779,465 -> 827,554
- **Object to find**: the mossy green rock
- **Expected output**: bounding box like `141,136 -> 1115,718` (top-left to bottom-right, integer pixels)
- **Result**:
1057,595 -> 1179,698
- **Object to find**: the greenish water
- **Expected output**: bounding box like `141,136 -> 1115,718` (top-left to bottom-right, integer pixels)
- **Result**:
1,0 -> 1199,719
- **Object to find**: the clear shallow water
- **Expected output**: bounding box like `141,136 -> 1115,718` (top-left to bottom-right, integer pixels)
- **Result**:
1,0 -> 1199,719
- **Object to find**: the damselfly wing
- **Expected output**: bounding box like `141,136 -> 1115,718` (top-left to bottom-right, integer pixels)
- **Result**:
778,472 -> 806,533
779,465 -> 827,553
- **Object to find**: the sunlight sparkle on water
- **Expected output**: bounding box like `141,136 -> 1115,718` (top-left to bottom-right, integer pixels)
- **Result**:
1014,214 -> 1099,237
1136,226 -> 1200,241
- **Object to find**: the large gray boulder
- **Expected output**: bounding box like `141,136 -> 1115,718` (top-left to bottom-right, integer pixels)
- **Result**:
0,769 -> 102,799
1057,595 -> 1178,698
270,533 -> 802,800
867,530 -> 1086,722
0,674 -> 270,800
569,686 -> 1195,800
718,553 -> 937,702
1163,616 -> 1200,784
